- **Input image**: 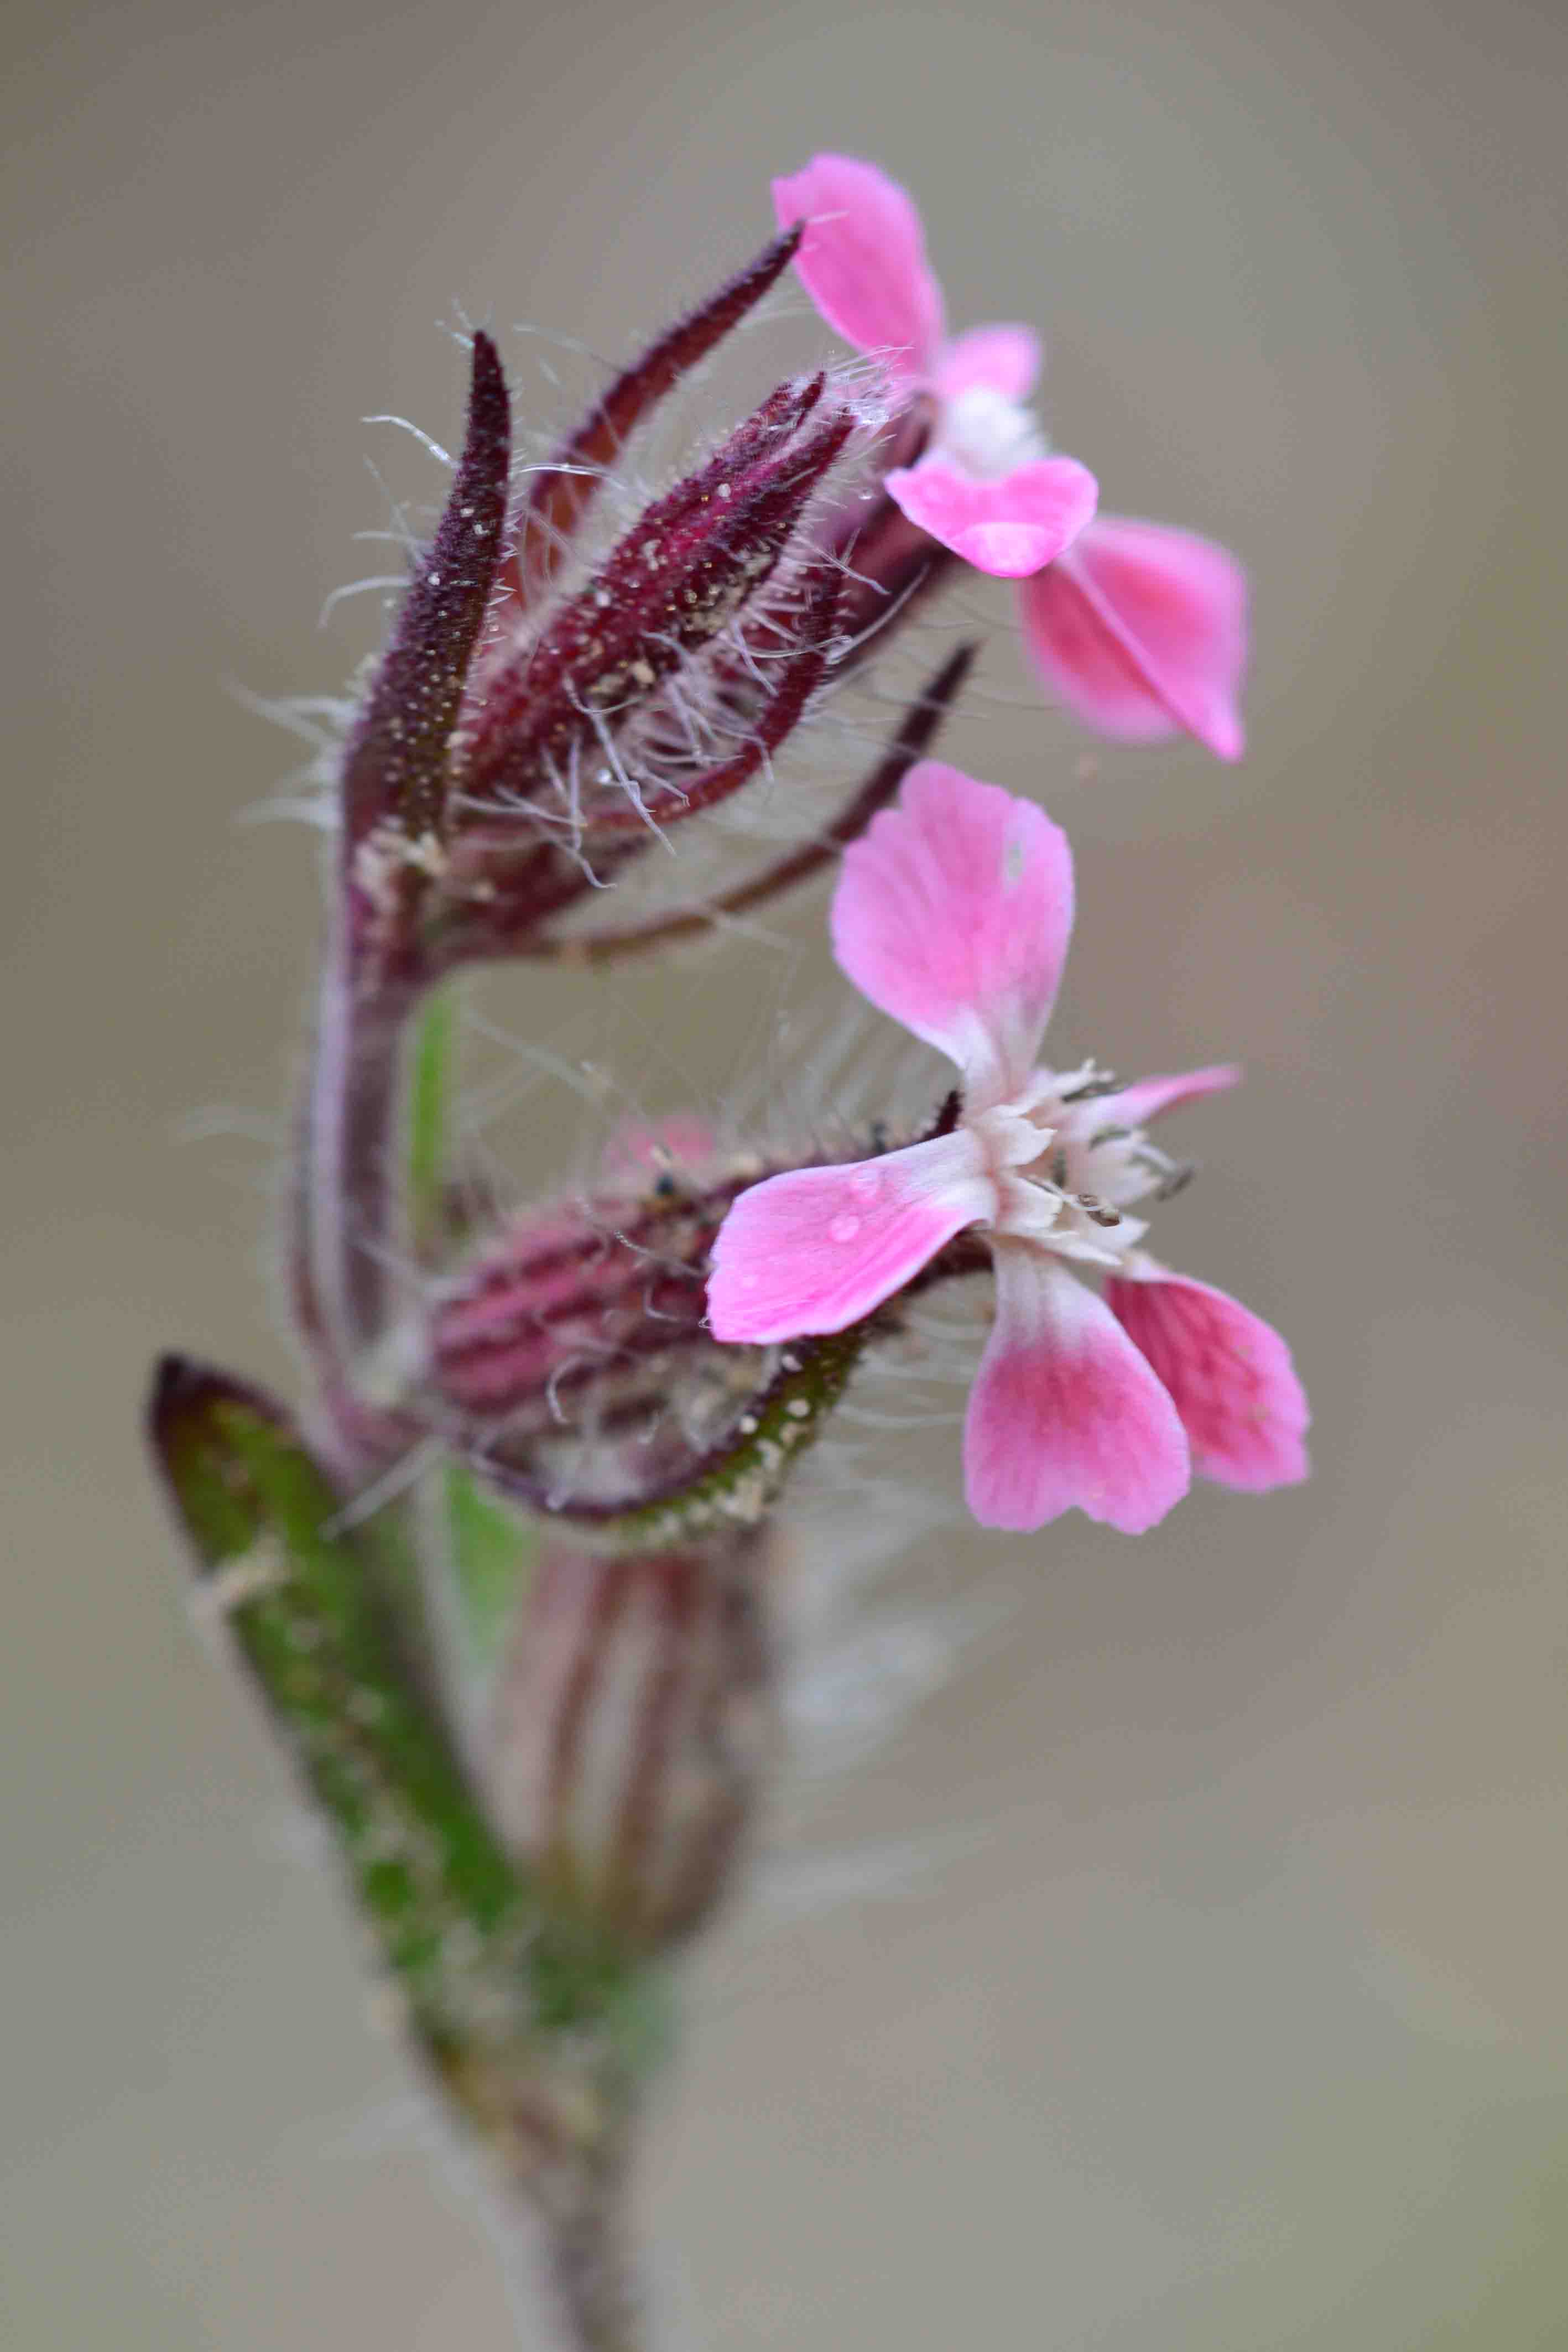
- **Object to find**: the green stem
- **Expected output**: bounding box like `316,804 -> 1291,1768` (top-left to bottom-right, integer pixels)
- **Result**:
406,980 -> 460,1263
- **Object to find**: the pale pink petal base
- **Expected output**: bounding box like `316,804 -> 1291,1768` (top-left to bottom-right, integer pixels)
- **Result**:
1020,518 -> 1248,761
934,324 -> 1042,403
706,1132 -> 992,1344
884,456 -> 1097,579
599,1113 -> 718,1184
965,1245 -> 1191,1532
772,154 -> 945,382
831,761 -> 1075,1105
1106,1270 -> 1309,1490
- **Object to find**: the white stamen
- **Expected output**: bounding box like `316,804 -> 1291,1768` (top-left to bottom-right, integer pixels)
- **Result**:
936,385 -> 1048,481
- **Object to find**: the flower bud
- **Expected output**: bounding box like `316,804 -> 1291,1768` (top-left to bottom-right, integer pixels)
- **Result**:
424,1176 -> 769,1512
483,1536 -> 773,1950
312,228 -> 979,987
459,374 -> 859,834
431,1187 -> 731,1418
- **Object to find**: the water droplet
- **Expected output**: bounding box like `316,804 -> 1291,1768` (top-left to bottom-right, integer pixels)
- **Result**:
829,1214 -> 861,1243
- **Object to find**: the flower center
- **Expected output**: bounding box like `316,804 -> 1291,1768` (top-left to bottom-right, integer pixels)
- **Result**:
937,384 -> 1047,481
969,1066 -> 1187,1266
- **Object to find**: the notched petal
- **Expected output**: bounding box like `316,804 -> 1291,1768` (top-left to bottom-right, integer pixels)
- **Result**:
1020,518 -> 1248,761
707,1135 -> 992,1342
1106,1271 -> 1309,1491
830,762 -> 1075,1104
963,1247 -> 1191,1533
885,455 -> 1097,578
933,325 -> 1042,403
773,152 -> 945,381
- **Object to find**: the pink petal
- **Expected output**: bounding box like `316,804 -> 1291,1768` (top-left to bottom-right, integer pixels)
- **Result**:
772,154 -> 945,384
1019,517 -> 1249,760
933,324 -> 1043,403
964,1244 -> 1190,1532
884,456 -> 1097,579
1105,1269 -> 1309,1491
1097,1064 -> 1241,1128
706,1132 -> 993,1343
831,761 -> 1075,1106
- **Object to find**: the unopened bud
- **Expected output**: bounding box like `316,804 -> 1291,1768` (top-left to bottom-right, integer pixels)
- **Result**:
424,1175 -> 769,1512
484,1536 -> 773,1949
433,1193 -> 721,1422
460,375 -> 858,831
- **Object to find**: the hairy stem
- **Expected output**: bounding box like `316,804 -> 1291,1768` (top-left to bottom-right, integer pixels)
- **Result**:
506,2137 -> 645,2352
294,925 -> 423,1375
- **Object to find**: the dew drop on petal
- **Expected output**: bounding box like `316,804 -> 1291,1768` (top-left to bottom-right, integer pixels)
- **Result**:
829,1214 -> 862,1243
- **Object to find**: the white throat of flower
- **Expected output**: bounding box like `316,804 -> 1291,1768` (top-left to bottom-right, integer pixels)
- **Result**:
966,1063 -> 1186,1267
936,384 -> 1049,480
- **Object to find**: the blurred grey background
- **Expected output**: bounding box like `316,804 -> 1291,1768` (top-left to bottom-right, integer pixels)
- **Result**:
5,0 -> 1567,2345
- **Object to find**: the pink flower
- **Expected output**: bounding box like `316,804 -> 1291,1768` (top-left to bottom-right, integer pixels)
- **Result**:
773,155 -> 1248,759
706,764 -> 1306,1532
773,153 -> 1095,582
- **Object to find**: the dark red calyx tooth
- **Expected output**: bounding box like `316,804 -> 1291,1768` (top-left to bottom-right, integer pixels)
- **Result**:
506,224 -> 805,604
340,334 -> 511,860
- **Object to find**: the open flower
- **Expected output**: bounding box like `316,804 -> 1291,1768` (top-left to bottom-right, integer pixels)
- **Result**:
773,153 -> 1096,580
706,764 -> 1306,1532
772,154 -> 1248,760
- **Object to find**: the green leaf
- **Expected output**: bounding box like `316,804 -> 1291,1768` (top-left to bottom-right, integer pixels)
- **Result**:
147,1355 -> 670,2063
148,1359 -> 522,2010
